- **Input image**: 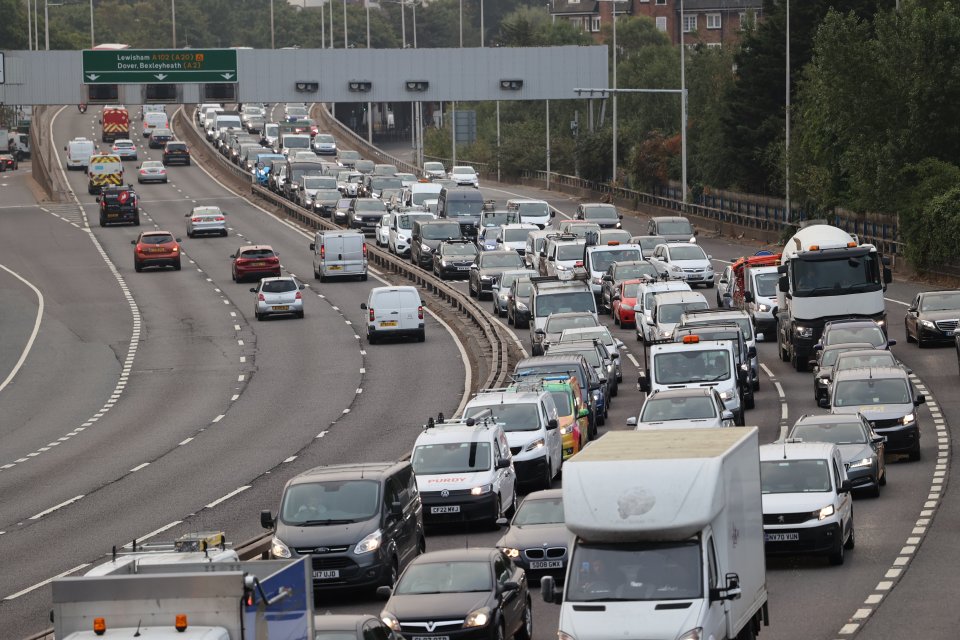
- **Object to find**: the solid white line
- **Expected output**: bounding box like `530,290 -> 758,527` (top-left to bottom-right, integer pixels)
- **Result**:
0,264 -> 45,395
29,494 -> 84,520
885,297 -> 910,307
129,462 -> 150,472
3,563 -> 91,601
774,381 -> 786,399
123,520 -> 183,548
283,455 -> 297,463
205,485 -> 251,509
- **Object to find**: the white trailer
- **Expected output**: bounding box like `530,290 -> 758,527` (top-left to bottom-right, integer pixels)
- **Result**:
542,428 -> 768,640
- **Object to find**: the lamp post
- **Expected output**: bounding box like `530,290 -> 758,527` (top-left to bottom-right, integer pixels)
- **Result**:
412,0 -> 417,47
595,0 -> 620,182
459,0 -> 463,47
785,0 -> 791,218
270,0 -> 275,48
171,0 -> 176,47
44,0 -> 51,50
343,0 -> 348,48
679,0 -> 687,201
89,0 -> 94,48
28,0 -> 33,50
366,0 -> 370,47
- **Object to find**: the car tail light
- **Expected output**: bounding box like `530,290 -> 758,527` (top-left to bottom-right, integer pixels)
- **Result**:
575,261 -> 584,267
418,305 -> 424,320
140,170 -> 147,174
258,293 -> 265,301
192,217 -> 203,222
369,308 -> 375,322
214,216 -> 225,221
295,291 -> 302,300
320,245 -> 326,259
362,243 -> 367,257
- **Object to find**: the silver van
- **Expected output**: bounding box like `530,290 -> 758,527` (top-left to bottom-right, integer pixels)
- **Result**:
361,286 -> 425,344
310,230 -> 367,281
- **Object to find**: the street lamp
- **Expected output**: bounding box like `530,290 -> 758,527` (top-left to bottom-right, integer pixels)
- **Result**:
171,0 -> 176,48
679,0 -> 687,201
785,0 -> 791,217
596,0 -> 621,182
270,0 -> 275,48
89,0 -> 94,48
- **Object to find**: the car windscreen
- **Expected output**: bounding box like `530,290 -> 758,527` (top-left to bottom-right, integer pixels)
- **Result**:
481,253 -> 524,269
516,364 -> 587,393
394,561 -> 492,595
825,326 -> 886,347
564,224 -> 600,238
514,496 -> 564,525
567,541 -> 702,602
482,212 -> 515,227
339,150 -> 359,159
761,459 -> 832,494
536,292 -> 596,317
316,135 -> 335,143
792,252 -> 882,297
658,302 -> 708,324
515,281 -> 533,297
669,246 -> 707,260
556,244 -> 586,260
355,200 -> 387,212
552,347 -> 601,368
616,263 -> 658,281
262,280 -> 297,293
517,202 -> 549,217
560,328 -> 613,347
623,283 -> 642,298
547,390 -> 573,416
452,167 -> 475,175
499,272 -> 530,288
422,223 -> 463,240
397,214 -> 432,229
836,352 -> 897,370
441,243 -> 478,257
581,205 -> 616,220
290,166 -> 323,182
446,199 -> 485,217
280,479 -> 380,525
791,422 -> 867,445
503,228 -> 533,243
283,136 -> 310,149
682,316 -> 752,341
754,272 -> 779,298
372,177 -> 403,189
654,349 -> 730,383
303,176 -> 335,189
640,396 -> 717,421
424,162 -> 445,171
921,291 -> 960,311
590,249 -> 642,272
316,189 -> 342,201
635,237 -> 665,252
412,191 -> 440,205
657,220 -> 694,235
463,403 -> 541,432
240,249 -> 276,259
832,378 -> 911,406
412,442 -> 492,474
264,124 -> 279,136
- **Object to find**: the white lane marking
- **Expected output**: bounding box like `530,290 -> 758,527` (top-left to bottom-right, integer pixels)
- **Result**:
179,437 -> 194,445
2,563 -> 91,601
760,363 -> 775,377
205,485 -> 251,509
885,297 -> 910,306
774,381 -> 786,399
212,414 -> 225,423
123,520 -> 184,548
283,455 -> 297,463
626,352 -> 640,368
129,462 -> 150,472
781,403 -> 788,420
0,265 -> 45,395
29,494 -> 85,520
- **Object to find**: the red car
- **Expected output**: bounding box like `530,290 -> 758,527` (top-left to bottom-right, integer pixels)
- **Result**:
0,154 -> 18,171
132,231 -> 181,272
232,244 -> 281,282
611,278 -> 644,328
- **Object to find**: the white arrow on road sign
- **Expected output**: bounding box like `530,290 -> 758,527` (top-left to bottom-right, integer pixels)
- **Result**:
221,73 -> 234,80
86,74 -> 99,81
155,74 -> 168,80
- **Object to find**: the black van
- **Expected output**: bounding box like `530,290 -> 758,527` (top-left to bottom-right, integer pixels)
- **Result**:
261,461 -> 425,593
411,218 -> 464,268
437,186 -> 485,239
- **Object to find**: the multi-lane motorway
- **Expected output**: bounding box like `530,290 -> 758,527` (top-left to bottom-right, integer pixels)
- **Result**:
0,104 -> 956,640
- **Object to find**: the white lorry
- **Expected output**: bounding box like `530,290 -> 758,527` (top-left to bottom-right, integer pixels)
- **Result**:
541,428 -> 769,640
775,224 -> 891,371
52,556 -> 314,640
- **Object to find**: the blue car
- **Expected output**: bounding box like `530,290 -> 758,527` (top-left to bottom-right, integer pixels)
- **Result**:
477,226 -> 502,252
254,153 -> 285,186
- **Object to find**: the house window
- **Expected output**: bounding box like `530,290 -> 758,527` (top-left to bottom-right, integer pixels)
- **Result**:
655,16 -> 667,31
655,0 -> 666,5
706,13 -> 721,29
683,14 -> 697,32
591,16 -> 601,31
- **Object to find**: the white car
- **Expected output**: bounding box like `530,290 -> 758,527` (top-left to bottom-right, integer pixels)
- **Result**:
645,290 -> 709,342
251,276 -> 305,320
649,243 -> 715,288
375,212 -> 393,248
498,223 -> 539,254
185,205 -> 227,238
395,172 -> 418,189
389,211 -> 435,256
312,133 -> 337,156
759,440 -> 855,565
422,161 -> 446,180
449,165 -> 479,188
627,388 -> 734,429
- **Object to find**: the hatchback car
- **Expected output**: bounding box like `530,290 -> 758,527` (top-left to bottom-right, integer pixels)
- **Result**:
788,414 -> 887,496
492,269 -> 538,316
148,127 -> 174,149
496,489 -> 569,584
627,387 -> 734,429
469,250 -> 526,299
378,548 -> 532,640
315,615 -> 399,640
448,165 -> 479,188
132,231 -> 181,272
111,138 -> 138,161
810,343 -> 885,406
251,277 -> 304,320
818,318 -> 894,350
162,140 -> 191,166
507,277 -> 534,329
185,205 -> 227,238
599,260 -> 658,313
313,133 -> 338,155
137,160 -> 167,184
904,289 -> 960,346
611,278 -> 644,328
231,245 -> 281,282
647,216 -> 697,243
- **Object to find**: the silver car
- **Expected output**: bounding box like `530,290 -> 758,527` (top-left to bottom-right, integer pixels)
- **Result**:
627,388 -> 734,430
185,205 -> 228,237
252,277 -> 304,320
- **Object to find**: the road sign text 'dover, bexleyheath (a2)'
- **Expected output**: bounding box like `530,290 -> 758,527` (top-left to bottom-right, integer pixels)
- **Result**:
81,49 -> 238,84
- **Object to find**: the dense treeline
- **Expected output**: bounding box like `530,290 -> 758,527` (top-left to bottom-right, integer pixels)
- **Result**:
5,0 -> 960,267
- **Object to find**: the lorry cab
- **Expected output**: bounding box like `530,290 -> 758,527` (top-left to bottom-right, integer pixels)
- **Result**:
310,230 -> 367,282
411,416 -> 517,527
639,337 -> 747,425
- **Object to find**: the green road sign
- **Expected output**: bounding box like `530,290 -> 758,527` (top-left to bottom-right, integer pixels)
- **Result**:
82,49 -> 238,84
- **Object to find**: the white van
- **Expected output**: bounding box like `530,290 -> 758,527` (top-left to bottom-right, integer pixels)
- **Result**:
411,417 -> 517,526
280,133 -> 312,156
142,111 -> 169,137
64,138 -> 95,170
360,285 -> 425,344
506,198 -> 554,229
310,230 -> 367,281
525,229 -> 553,272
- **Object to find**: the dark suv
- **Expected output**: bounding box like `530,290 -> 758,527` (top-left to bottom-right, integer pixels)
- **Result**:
97,184 -> 140,226
261,461 -> 425,593
411,219 -> 464,268
162,140 -> 191,165
432,239 -> 478,280
818,318 -> 894,351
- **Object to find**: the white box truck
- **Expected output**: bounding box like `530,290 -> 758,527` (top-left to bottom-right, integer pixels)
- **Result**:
541,428 -> 769,640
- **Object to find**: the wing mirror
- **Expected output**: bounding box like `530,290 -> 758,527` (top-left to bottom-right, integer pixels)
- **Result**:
745,291 -> 754,303
260,510 -> 274,529
360,303 -> 368,309
547,418 -> 559,430
495,458 -> 511,470
721,410 -> 734,422
249,287 -> 258,293
626,416 -> 638,427
540,576 -> 562,604
915,394 -> 926,406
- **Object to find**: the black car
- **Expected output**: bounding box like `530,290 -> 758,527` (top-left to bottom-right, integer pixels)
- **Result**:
333,198 -> 353,226
260,461 -> 425,594
507,277 -> 534,329
599,260 -> 659,313
788,414 -> 887,496
412,219 -> 464,268
312,189 -> 344,218
97,184 -> 140,226
433,239 -> 479,280
810,342 -> 875,406
469,251 -> 526,300
378,548 -> 533,640
315,615 -> 399,640
148,127 -> 174,149
162,140 -> 191,166
492,270 -> 538,317
348,198 -> 388,234
495,490 -> 569,584
904,289 -> 960,346
817,318 -> 894,351
0,153 -> 18,171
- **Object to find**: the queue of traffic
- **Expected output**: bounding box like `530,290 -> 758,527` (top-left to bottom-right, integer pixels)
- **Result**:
48,101 -> 960,640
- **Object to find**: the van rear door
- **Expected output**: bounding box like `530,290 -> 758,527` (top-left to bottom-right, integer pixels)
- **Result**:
397,289 -> 422,330
337,233 -> 367,276
370,290 -> 402,327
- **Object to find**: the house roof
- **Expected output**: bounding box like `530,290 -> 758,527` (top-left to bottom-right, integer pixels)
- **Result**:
679,0 -> 761,11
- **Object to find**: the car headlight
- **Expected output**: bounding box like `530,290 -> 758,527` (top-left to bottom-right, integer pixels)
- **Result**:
501,547 -> 520,559
354,529 -> 383,554
421,243 -> 432,252
758,303 -> 771,312
560,423 -> 572,435
920,320 -> 936,328
817,377 -> 829,386
676,629 -> 701,640
440,260 -> 450,267
849,457 -> 873,469
499,293 -> 510,300
902,412 -> 916,425
271,536 -> 291,559
381,613 -> 401,632
719,389 -> 735,401
817,504 -> 836,520
659,330 -> 673,338
464,608 -> 492,628
471,484 -> 493,496
592,389 -> 601,400
795,326 -> 814,338
525,438 -> 545,452
304,199 -> 312,206
481,275 -> 492,281
516,302 -> 528,311
615,222 -> 622,228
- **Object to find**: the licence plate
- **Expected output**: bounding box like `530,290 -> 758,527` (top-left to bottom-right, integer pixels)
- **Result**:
252,262 -> 266,267
313,570 -> 340,579
273,305 -> 289,311
764,532 -> 799,542
457,266 -> 470,270
431,505 -> 460,514
947,330 -> 955,336
328,265 -> 342,270
148,247 -> 165,253
529,560 -> 563,569
380,320 -> 398,327
413,636 -> 450,640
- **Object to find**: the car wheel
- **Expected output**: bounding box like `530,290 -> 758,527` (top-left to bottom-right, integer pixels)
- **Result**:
905,320 -> 915,343
493,620 -> 506,640
297,311 -> 305,319
134,216 -> 141,226
541,461 -> 552,491
134,260 -> 142,272
917,329 -> 926,348
99,219 -> 106,227
828,535 -> 845,566
491,496 -> 502,529
879,469 -> 887,486
515,597 -> 533,640
173,260 -> 181,271
909,442 -> 922,461
368,333 -> 378,345
706,281 -> 715,289
187,231 -> 194,238
469,280 -> 477,298
869,480 -> 881,498
360,273 -> 368,282
255,311 -> 263,321
844,521 -> 856,550
382,556 -> 399,592
735,409 -> 746,427
417,330 -> 426,343
232,270 -> 238,283
745,392 -> 755,410
221,230 -> 228,237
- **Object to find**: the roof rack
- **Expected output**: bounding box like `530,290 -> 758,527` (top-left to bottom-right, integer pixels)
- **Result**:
422,411 -> 500,431
529,271 -> 590,285
682,308 -> 746,316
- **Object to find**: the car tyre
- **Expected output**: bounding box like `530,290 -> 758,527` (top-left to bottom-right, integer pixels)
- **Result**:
187,231 -> 194,238
173,260 -> 181,271
417,330 -> 426,343
515,597 -> 533,640
134,260 -> 143,272
745,393 -> 755,410
368,333 -> 378,345
909,443 -> 921,461
879,469 -> 887,486
133,216 -> 140,226
360,273 -> 368,282
221,230 -> 228,237
735,409 -> 746,427
297,311 -> 305,319
828,536 -> 845,566
844,521 -> 856,550
905,320 -> 915,343
540,462 -> 553,491
494,620 -> 506,640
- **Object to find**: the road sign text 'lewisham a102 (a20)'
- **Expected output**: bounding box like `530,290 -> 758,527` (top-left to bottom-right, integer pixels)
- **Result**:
81,49 -> 238,84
